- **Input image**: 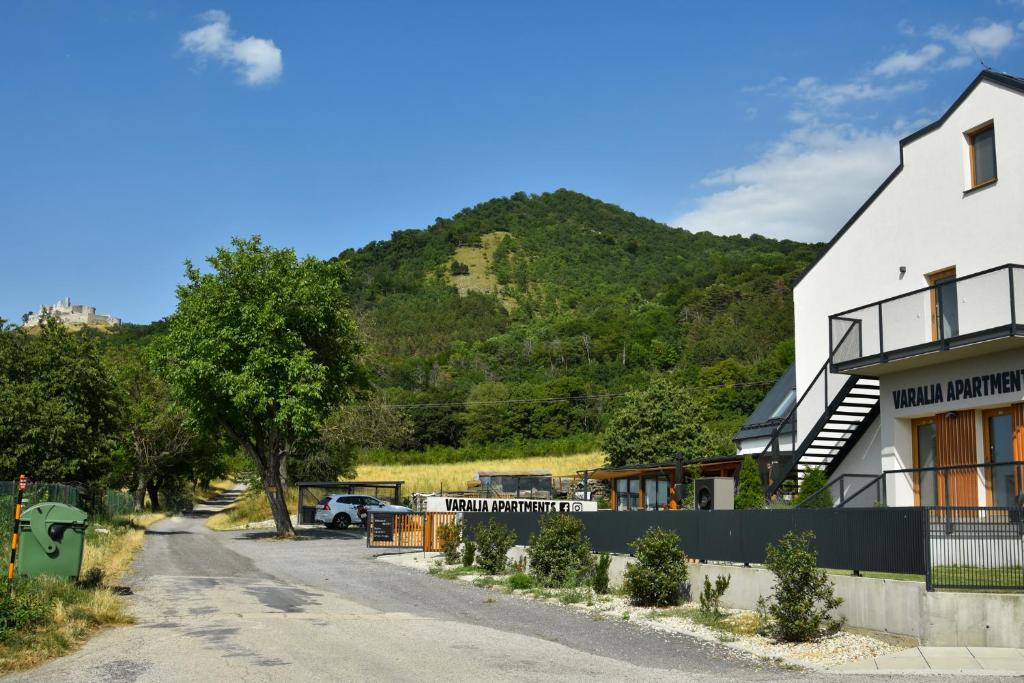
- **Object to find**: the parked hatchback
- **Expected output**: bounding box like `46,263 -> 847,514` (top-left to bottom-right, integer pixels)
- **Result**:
315,494 -> 411,529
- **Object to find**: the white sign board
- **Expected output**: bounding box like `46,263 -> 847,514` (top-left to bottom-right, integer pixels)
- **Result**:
425,497 -> 598,513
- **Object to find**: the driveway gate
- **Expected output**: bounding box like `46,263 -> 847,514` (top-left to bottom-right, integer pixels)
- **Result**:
366,512 -> 457,551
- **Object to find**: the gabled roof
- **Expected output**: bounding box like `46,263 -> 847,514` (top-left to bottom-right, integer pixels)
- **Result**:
733,363 -> 795,443
793,70 -> 1024,287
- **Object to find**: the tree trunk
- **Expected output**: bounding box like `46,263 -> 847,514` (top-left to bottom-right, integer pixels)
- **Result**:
146,479 -> 162,512
262,453 -> 295,537
133,472 -> 148,513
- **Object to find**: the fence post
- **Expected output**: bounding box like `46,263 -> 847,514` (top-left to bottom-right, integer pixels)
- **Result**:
922,507 -> 933,591
943,469 -> 952,535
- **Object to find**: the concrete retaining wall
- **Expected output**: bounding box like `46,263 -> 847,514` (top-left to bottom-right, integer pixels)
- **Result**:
508,546 -> 1024,647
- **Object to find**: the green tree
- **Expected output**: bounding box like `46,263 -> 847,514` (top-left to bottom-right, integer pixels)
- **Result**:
107,347 -> 194,512
157,236 -> 362,536
0,320 -> 122,482
734,455 -> 764,509
601,375 -> 726,467
794,469 -> 832,508
757,531 -> 843,642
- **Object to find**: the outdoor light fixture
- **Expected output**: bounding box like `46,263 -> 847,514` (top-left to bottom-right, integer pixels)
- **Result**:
899,266 -> 907,278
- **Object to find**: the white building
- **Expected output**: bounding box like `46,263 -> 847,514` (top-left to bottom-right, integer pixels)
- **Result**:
25,297 -> 121,328
752,70 -> 1024,509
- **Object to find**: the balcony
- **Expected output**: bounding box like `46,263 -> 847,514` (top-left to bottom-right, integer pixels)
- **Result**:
829,264 -> 1024,375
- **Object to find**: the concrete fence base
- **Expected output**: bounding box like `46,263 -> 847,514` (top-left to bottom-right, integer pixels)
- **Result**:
508,546 -> 1024,647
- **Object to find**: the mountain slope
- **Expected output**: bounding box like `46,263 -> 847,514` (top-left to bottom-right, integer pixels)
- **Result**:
336,189 -> 821,454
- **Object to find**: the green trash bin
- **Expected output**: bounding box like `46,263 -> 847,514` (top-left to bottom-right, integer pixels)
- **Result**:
15,502 -> 89,581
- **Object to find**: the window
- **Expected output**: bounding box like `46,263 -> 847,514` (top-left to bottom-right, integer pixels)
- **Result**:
967,122 -> 996,188
769,389 -> 797,419
615,478 -> 640,511
643,477 -> 669,510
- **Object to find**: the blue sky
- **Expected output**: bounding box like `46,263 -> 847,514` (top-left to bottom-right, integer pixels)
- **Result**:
3,1 -> 1024,324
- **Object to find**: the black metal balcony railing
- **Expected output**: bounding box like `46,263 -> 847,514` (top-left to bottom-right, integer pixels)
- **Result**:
829,264 -> 1024,371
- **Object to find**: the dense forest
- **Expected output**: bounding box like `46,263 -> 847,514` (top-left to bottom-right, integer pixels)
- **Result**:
332,189 -> 820,460
22,189 -> 820,470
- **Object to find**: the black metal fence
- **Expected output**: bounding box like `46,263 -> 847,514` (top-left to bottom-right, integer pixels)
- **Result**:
925,506 -> 1024,591
464,508 -> 929,576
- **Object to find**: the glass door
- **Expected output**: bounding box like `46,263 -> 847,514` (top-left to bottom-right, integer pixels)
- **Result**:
913,418 -> 938,506
643,477 -> 669,510
928,268 -> 958,340
985,409 -> 1020,507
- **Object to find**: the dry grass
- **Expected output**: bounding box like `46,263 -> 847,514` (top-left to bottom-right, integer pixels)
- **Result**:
206,487 -> 299,531
0,512 -> 164,673
205,452 -> 606,529
443,231 -> 517,310
356,451 -> 606,497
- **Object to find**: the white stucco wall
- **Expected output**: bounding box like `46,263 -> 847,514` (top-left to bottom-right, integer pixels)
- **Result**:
793,78 -> 1024,404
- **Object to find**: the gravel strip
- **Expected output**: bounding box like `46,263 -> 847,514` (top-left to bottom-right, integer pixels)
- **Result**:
381,552 -> 902,671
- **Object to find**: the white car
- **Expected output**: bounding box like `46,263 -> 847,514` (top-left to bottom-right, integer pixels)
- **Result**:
314,494 -> 411,530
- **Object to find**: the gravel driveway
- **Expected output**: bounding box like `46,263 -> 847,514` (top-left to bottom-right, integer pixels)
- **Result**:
5,492 -> 1015,682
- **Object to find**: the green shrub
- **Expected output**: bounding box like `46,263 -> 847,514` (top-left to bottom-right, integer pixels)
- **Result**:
794,469 -> 832,508
438,521 -> 461,565
698,574 -> 731,620
623,527 -> 688,607
757,531 -> 844,642
472,519 -> 516,574
506,572 -> 534,590
734,456 -> 764,509
0,582 -> 50,639
461,539 -> 476,567
527,514 -> 594,588
593,553 -> 611,594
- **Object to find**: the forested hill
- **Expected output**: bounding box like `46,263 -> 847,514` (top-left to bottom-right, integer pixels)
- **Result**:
334,189 -> 822,455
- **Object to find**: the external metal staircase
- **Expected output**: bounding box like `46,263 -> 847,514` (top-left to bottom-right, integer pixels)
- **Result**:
760,359 -> 880,498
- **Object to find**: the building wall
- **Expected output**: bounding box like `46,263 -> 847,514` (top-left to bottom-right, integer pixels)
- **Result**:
878,347 -> 1024,506
793,79 -> 1024,413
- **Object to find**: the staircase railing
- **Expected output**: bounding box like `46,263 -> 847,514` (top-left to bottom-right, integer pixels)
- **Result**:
793,473 -> 881,508
760,325 -> 862,498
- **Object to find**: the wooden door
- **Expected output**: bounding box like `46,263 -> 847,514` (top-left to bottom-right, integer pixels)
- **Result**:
936,411 -> 977,507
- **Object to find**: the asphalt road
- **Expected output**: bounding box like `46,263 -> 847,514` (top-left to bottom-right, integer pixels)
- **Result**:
6,490 -> 1014,682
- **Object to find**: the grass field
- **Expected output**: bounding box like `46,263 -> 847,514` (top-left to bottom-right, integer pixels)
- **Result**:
205,451 -> 607,530
356,451 -> 606,498
0,512 -> 164,673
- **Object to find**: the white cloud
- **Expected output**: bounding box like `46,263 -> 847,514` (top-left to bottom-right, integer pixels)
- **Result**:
792,77 -> 926,109
928,21 -> 1016,68
672,123 -> 900,243
873,44 -> 944,77
181,9 -> 282,86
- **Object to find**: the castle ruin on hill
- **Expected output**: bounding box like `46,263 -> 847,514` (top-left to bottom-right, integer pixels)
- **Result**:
24,297 -> 121,328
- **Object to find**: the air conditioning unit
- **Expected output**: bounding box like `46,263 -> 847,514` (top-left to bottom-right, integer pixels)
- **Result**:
694,477 -> 734,511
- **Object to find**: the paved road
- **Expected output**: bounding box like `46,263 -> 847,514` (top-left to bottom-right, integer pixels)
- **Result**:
7,490 -> 1014,682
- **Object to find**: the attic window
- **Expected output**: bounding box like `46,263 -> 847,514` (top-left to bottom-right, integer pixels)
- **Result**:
769,388 -> 797,419
967,122 -> 996,189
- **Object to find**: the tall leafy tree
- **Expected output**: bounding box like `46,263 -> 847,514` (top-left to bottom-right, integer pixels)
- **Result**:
157,236 -> 362,535
106,347 -> 193,512
601,375 -> 729,467
0,320 -> 122,481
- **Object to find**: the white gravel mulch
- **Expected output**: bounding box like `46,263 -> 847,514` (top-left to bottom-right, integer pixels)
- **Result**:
379,551 -> 904,670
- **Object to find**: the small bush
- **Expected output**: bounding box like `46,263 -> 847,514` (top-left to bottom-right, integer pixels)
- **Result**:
734,456 -> 764,509
506,572 -> 534,590
438,521 -> 461,565
461,539 -> 476,567
593,553 -> 611,594
0,584 -> 49,639
698,574 -> 731,620
757,531 -> 844,642
623,527 -> 688,607
794,469 -> 832,508
527,514 -> 594,588
472,519 -> 517,574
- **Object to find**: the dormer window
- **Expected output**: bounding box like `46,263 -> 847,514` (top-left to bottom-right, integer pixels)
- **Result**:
966,121 -> 996,189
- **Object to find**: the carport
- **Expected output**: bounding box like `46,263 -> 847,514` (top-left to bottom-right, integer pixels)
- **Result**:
297,481 -> 404,525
